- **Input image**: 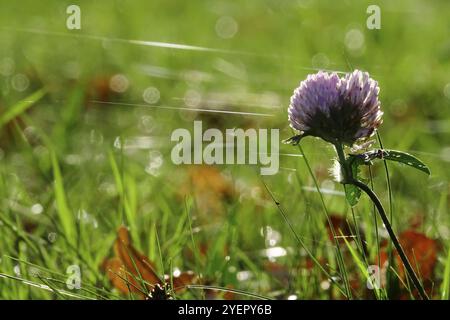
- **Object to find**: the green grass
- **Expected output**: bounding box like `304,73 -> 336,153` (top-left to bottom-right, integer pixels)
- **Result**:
0,0 -> 449,300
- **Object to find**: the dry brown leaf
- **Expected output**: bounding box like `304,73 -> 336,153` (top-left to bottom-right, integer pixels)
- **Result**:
379,230 -> 439,280
178,165 -> 235,217
378,230 -> 439,298
102,226 -> 197,298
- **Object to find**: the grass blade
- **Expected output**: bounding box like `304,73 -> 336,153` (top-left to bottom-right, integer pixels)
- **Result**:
51,151 -> 76,247
441,250 -> 450,300
0,89 -> 46,127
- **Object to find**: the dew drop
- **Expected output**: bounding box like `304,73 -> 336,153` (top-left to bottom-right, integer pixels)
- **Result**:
11,74 -> 30,92
143,87 -> 160,104
215,16 -> 238,39
109,74 -> 129,93
31,203 -> 43,215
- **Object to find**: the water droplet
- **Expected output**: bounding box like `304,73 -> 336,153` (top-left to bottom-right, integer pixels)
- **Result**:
228,266 -> 236,273
320,280 -> 331,290
215,16 -> 238,39
260,226 -> 282,247
138,115 -> 155,133
13,265 -> 21,276
311,53 -> 330,69
143,87 -> 160,104
11,74 -> 30,92
184,89 -> 202,108
345,28 -> 365,55
173,268 -> 181,277
391,99 -> 408,117
236,271 -> 252,281
31,203 -> 43,215
109,74 -> 129,93
262,247 -> 287,261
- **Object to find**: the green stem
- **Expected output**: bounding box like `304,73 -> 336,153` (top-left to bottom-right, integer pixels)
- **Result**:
333,143 -> 428,300
348,178 -> 429,300
334,143 -> 348,175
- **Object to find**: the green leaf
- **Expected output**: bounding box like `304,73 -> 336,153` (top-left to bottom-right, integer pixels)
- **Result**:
343,148 -> 430,205
383,150 -> 431,175
0,89 -> 46,127
344,160 -> 362,206
344,184 -> 361,207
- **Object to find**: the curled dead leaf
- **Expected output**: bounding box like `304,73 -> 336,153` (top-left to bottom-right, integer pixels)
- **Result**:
102,226 -> 197,298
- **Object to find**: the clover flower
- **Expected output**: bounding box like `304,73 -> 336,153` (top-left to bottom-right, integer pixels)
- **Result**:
288,70 -> 383,146
286,70 -> 431,300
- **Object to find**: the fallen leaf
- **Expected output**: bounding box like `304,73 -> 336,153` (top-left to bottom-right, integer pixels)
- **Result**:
378,230 -> 439,298
379,230 -> 439,279
102,226 -> 197,298
178,166 -> 235,217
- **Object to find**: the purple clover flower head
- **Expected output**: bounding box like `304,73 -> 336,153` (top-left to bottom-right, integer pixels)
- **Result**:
288,70 -> 383,146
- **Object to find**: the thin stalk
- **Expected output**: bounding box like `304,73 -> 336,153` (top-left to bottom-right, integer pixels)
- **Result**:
348,178 -> 428,300
298,143 -> 352,298
333,143 -> 427,300
368,167 -> 381,277
377,132 -> 395,296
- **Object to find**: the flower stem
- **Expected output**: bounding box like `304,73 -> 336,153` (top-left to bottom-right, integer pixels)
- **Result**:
348,178 -> 429,300
333,143 -> 428,299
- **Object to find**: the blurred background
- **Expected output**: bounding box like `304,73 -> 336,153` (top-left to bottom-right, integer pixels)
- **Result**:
0,0 -> 449,299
